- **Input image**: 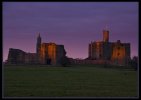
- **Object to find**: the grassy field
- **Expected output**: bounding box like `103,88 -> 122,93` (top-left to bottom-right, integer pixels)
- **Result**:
3,64 -> 138,97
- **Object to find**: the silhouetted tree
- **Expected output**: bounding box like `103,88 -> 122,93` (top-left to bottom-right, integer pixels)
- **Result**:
129,56 -> 138,70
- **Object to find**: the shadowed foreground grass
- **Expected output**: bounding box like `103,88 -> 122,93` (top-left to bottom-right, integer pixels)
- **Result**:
3,64 -> 138,97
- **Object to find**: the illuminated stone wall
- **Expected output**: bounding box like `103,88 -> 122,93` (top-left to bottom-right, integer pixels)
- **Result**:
103,30 -> 109,42
39,43 -> 48,64
95,42 -> 103,59
88,31 -> 130,66
38,43 -> 66,65
39,43 -> 57,64
111,43 -> 126,65
47,43 -> 56,65
111,40 -> 130,65
88,41 -> 112,60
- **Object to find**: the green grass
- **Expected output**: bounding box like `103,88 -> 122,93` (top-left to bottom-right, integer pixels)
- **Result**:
3,64 -> 138,97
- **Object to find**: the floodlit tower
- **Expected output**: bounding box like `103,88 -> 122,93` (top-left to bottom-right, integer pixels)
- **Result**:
103,30 -> 109,42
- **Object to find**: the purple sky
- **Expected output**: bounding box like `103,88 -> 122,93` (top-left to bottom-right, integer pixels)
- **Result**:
3,2 -> 138,61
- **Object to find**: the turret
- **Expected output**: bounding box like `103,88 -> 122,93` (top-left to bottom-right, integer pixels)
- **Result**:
103,30 -> 109,42
36,33 -> 41,55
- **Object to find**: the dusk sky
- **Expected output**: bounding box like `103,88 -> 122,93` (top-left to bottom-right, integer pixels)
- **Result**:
3,2 -> 138,61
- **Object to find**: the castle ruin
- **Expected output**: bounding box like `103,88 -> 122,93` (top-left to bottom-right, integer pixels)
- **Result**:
6,30 -> 131,66
7,33 -> 66,65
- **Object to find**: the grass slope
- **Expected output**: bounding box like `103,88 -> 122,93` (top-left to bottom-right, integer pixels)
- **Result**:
3,65 -> 138,97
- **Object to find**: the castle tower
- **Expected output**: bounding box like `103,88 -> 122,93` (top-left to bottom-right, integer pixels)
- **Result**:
103,30 -> 109,42
36,33 -> 41,56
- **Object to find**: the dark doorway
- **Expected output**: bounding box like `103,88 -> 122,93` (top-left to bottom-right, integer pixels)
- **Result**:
46,58 -> 51,65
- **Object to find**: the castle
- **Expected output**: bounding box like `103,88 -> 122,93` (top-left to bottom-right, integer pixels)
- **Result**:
7,33 -> 66,65
6,30 -> 131,66
88,30 -> 130,65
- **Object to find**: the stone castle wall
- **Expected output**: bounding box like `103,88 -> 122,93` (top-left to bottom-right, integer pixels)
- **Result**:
88,31 -> 131,66
38,43 -> 66,65
7,48 -> 25,64
7,48 -> 38,64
